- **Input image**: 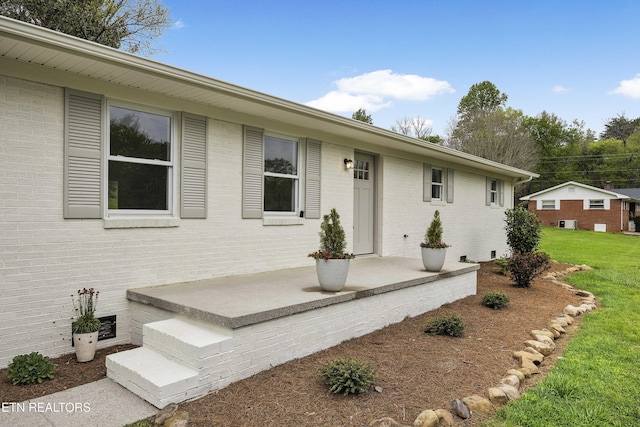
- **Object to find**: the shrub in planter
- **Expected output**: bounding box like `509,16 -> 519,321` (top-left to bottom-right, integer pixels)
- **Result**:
482,291 -> 511,309
424,315 -> 465,337
509,251 -> 550,288
7,352 -> 55,385
320,356 -> 376,395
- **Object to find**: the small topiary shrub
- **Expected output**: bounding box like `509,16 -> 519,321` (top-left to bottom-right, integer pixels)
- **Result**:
7,352 -> 55,385
509,251 -> 550,288
320,356 -> 376,395
482,291 -> 511,309
424,315 -> 465,337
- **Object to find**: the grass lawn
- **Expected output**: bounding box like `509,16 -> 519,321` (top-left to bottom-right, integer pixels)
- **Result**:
490,227 -> 640,426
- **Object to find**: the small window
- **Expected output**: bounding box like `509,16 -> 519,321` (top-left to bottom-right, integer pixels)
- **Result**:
431,168 -> 443,200
490,179 -> 498,205
589,199 -> 605,209
541,200 -> 556,209
108,105 -> 173,213
264,134 -> 299,213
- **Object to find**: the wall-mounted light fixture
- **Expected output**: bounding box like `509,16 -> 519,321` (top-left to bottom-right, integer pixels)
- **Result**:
344,158 -> 354,169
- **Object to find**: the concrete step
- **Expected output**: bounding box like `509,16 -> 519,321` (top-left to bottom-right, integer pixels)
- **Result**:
106,347 -> 199,409
143,316 -> 233,370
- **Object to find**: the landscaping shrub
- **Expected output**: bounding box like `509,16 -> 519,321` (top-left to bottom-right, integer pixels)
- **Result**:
509,251 -> 550,288
504,206 -> 542,254
495,257 -> 510,275
7,352 -> 55,385
482,291 -> 511,309
424,315 -> 465,337
320,357 -> 376,395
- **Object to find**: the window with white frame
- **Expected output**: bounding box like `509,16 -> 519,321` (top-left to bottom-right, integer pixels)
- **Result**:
108,105 -> 174,213
490,179 -> 498,205
263,134 -> 299,213
541,200 -> 556,209
589,199 -> 605,209
431,168 -> 443,200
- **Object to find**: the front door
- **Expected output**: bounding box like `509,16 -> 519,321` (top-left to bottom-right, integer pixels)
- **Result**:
353,153 -> 375,255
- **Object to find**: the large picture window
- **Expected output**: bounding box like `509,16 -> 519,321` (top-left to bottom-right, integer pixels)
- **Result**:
108,105 -> 173,212
263,134 -> 299,213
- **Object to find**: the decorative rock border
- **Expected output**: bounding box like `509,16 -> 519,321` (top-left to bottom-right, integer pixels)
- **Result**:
369,264 -> 597,427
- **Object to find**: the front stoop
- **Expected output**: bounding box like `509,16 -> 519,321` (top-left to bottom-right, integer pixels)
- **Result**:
107,316 -> 233,409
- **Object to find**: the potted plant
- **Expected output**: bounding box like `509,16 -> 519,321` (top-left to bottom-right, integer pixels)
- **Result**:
308,208 -> 355,292
420,210 -> 449,272
71,288 -> 101,362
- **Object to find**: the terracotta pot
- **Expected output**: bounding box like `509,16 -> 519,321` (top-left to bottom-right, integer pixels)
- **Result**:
73,331 -> 99,362
421,247 -> 447,272
315,258 -> 350,292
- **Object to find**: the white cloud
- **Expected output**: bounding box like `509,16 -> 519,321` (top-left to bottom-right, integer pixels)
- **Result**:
552,85 -> 570,93
610,74 -> 640,98
171,20 -> 185,30
306,69 -> 454,113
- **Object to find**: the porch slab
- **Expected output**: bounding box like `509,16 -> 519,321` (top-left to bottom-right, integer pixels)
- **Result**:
127,257 -> 479,329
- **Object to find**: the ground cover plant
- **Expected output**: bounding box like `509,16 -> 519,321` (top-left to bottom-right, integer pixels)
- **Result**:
492,227 -> 640,426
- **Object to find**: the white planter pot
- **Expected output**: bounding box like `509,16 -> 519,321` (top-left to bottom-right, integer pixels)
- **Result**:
315,258 -> 350,292
73,331 -> 99,362
421,247 -> 447,272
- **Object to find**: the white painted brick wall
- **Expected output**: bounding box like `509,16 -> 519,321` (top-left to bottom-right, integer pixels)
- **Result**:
0,74 -> 509,368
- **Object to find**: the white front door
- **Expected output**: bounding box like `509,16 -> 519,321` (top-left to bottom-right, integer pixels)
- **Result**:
353,153 -> 375,255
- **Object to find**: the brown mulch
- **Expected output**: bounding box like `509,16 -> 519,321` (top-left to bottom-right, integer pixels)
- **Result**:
0,261 -> 587,426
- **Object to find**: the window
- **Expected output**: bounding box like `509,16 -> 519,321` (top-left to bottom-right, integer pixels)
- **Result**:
431,168 -> 443,200
108,105 -> 174,213
242,126 -> 320,219
423,164 -> 453,203
64,89 -> 207,221
589,199 -> 605,209
486,177 -> 504,207
541,200 -> 556,209
490,179 -> 498,204
263,134 -> 299,213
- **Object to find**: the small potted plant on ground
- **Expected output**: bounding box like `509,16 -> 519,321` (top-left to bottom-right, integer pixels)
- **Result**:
308,208 -> 355,292
71,288 -> 101,362
420,210 -> 449,272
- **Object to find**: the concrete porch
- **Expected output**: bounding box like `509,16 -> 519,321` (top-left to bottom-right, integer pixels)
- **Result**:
107,257 -> 479,408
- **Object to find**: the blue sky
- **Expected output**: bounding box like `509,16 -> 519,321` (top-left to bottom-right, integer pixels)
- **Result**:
154,0 -> 640,137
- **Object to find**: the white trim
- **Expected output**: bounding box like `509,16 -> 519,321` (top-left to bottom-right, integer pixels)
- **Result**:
104,101 -> 177,217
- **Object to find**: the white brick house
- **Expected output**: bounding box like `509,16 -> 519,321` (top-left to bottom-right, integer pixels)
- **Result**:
0,17 -> 537,369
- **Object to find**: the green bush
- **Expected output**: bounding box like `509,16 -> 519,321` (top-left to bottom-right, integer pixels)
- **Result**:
320,357 -> 376,395
482,291 -> 511,309
424,315 -> 465,337
509,251 -> 550,288
7,352 -> 55,385
495,257 -> 510,275
504,206 -> 542,254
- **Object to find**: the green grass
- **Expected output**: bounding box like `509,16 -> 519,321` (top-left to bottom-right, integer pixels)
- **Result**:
491,227 -> 640,426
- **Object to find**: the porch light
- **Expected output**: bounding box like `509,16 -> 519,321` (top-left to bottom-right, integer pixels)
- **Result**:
344,158 -> 354,169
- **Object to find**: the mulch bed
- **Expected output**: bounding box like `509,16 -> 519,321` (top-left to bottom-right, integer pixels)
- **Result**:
0,261 -> 586,426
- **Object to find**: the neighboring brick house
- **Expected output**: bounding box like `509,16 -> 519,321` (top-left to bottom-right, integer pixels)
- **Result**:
520,181 -> 636,232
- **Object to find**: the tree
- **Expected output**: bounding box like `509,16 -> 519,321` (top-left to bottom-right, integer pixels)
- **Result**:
600,113 -> 640,147
456,80 -> 508,121
351,108 -> 373,124
391,116 -> 434,140
447,108 -> 539,171
0,0 -> 171,55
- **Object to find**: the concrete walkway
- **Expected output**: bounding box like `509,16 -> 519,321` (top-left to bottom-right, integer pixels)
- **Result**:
0,378 -> 156,427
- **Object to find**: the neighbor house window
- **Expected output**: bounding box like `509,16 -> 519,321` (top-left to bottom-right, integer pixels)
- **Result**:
263,134 -> 299,213
589,199 -> 605,209
108,105 -> 174,213
541,200 -> 556,209
431,168 -> 443,200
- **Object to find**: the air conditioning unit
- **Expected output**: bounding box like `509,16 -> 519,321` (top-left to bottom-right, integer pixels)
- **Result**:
558,220 -> 577,230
